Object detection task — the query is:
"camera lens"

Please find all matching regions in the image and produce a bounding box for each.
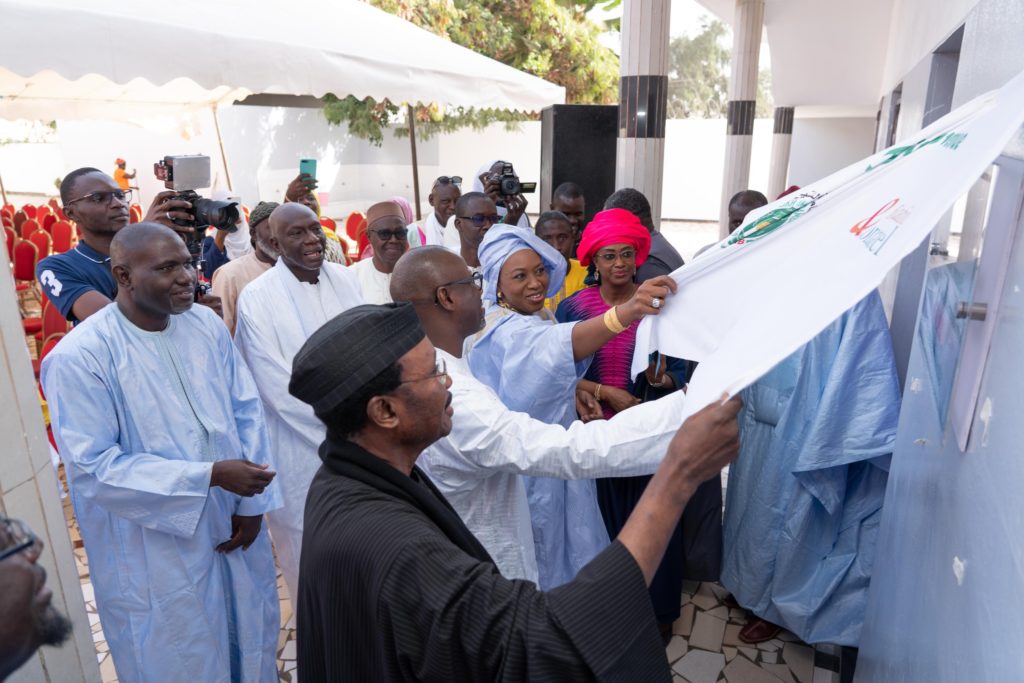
[193,199,240,231]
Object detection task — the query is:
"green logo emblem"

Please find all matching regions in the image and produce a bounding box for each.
[724,194,818,248]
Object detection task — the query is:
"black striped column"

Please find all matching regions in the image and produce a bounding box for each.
[719,0,765,237]
[767,106,794,199]
[617,0,671,226]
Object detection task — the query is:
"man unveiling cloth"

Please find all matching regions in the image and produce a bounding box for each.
[292,302,743,681]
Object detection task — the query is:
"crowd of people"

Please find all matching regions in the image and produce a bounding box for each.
[0,157,900,682]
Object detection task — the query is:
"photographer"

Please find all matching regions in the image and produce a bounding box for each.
[37,167,221,324]
[473,159,531,228]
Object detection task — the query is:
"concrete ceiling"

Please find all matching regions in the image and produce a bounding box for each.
[694,0,893,115]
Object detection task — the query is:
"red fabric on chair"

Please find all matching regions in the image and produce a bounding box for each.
[12,239,38,283]
[35,297,69,342]
[21,204,36,219]
[320,216,338,231]
[130,205,143,223]
[28,229,51,258]
[344,211,365,242]
[33,332,65,379]
[12,211,27,233]
[20,219,40,239]
[41,213,57,233]
[4,226,14,260]
[51,221,74,253]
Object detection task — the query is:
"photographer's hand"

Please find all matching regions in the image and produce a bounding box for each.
[479,173,503,204]
[285,173,318,202]
[145,190,194,237]
[210,460,275,497]
[504,194,528,225]
[197,292,224,318]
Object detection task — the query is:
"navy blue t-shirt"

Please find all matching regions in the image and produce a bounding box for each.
[36,241,117,324]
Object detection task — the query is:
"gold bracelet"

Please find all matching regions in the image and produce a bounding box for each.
[603,307,626,334]
[594,383,602,402]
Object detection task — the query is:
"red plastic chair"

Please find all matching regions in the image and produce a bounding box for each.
[344,211,365,242]
[4,226,14,261]
[12,210,27,233]
[20,219,41,239]
[13,239,40,309]
[33,332,65,379]
[28,229,51,258]
[51,221,74,253]
[21,204,36,219]
[35,297,69,343]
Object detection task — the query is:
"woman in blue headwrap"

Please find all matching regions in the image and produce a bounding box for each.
[466,223,676,589]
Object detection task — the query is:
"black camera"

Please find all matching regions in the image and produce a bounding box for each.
[490,163,537,197]
[153,155,240,240]
[153,155,239,300]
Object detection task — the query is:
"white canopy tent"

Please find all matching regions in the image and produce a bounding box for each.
[0,0,564,117]
[0,0,565,206]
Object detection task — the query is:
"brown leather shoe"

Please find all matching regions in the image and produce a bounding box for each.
[738,617,782,644]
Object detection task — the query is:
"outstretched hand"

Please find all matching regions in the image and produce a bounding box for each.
[617,275,678,325]
[210,460,275,497]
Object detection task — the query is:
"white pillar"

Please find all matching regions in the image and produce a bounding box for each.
[0,246,100,682]
[718,0,765,238]
[616,0,671,227]
[766,106,794,200]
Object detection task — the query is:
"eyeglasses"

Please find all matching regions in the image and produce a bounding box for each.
[66,189,133,207]
[595,248,636,263]
[435,176,462,188]
[439,272,483,291]
[0,517,39,562]
[369,228,409,242]
[398,357,448,386]
[458,213,500,227]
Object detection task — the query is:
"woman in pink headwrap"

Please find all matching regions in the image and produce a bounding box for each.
[556,208,694,641]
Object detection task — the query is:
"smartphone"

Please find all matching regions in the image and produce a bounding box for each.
[299,158,317,180]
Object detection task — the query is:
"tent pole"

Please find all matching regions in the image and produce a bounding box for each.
[212,106,233,192]
[408,104,421,221]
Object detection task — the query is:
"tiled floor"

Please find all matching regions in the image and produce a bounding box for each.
[668,580,842,683]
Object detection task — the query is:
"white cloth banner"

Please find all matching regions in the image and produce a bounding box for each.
[634,67,1024,420]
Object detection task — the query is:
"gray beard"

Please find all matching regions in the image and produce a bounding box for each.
[255,238,279,261]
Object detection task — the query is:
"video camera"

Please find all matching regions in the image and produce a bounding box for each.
[153,154,240,299]
[489,163,537,198]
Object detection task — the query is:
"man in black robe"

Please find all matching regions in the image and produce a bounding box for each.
[291,302,742,682]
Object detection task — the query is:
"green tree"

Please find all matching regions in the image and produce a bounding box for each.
[666,18,773,119]
[323,0,620,145]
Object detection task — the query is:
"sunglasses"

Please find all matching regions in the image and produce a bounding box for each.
[369,228,409,242]
[458,213,501,227]
[435,176,462,188]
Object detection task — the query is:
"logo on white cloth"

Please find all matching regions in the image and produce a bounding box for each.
[849,198,911,255]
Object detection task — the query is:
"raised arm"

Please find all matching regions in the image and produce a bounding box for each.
[568,276,676,361]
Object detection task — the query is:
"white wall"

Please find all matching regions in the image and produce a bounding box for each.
[787,116,877,187]
[2,108,858,222]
